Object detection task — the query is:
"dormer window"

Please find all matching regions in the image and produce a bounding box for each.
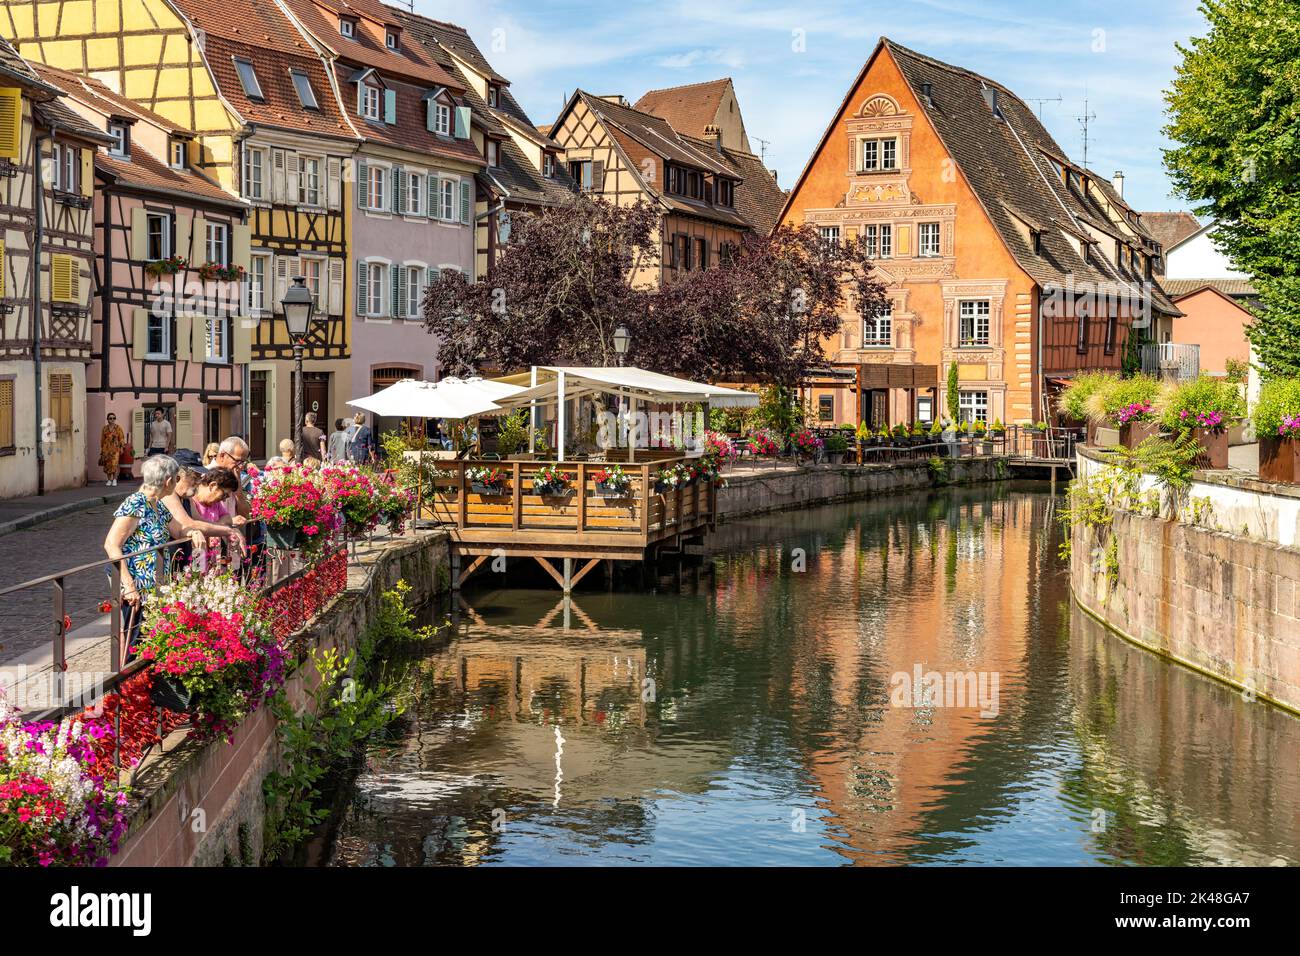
[107,122,127,157]
[715,178,734,207]
[486,139,499,167]
[169,139,186,169]
[543,153,554,178]
[290,70,318,111]
[433,102,450,136]
[361,83,381,121]
[233,57,264,101]
[386,31,398,50]
[340,19,354,38]
[488,85,499,108]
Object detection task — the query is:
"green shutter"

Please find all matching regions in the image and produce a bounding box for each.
[390,264,400,318]
[356,260,368,315]
[393,167,404,215]
[427,175,437,219]
[356,159,368,208]
[459,180,471,224]
[384,89,396,125]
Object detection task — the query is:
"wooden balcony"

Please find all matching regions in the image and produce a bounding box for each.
[416,456,717,580]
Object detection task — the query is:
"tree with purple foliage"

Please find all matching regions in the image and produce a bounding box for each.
[422,195,887,389]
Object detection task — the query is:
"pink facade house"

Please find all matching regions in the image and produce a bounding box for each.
[37,66,252,476]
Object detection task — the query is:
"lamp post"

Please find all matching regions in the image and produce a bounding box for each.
[613,324,630,367]
[281,276,315,453]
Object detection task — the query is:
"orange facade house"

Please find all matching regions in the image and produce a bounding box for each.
[781,39,1179,427]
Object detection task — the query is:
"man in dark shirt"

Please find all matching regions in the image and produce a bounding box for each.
[298,412,326,462]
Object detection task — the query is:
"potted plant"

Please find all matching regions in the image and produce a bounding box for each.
[655,464,684,493]
[467,465,508,495]
[592,464,633,497]
[496,410,532,460]
[748,429,779,457]
[1058,371,1119,445]
[989,420,1006,446]
[319,462,382,535]
[1161,374,1245,469]
[144,254,187,278]
[789,428,824,461]
[1255,378,1300,483]
[824,431,849,463]
[974,420,992,454]
[532,463,573,497]
[854,420,874,448]
[249,465,337,550]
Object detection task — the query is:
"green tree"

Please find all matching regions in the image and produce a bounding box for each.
[946,362,960,422]
[1163,0,1300,377]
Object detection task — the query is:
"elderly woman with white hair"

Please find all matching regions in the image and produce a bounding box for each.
[104,454,205,656]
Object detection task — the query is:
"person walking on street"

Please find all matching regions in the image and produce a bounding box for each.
[145,407,173,458]
[99,413,126,487]
[347,412,376,464]
[327,417,349,462]
[298,412,326,463]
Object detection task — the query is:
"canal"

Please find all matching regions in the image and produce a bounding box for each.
[325,482,1300,866]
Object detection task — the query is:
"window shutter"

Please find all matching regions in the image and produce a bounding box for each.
[326,156,342,209]
[426,99,436,132]
[591,160,604,192]
[176,408,193,451]
[459,180,471,224]
[327,257,343,315]
[390,264,402,318]
[427,175,438,219]
[0,238,4,298]
[384,88,397,125]
[285,152,299,204]
[454,105,470,139]
[0,88,20,160]
[191,310,208,361]
[131,408,146,456]
[0,378,12,450]
[174,215,192,264]
[392,166,403,214]
[271,149,286,203]
[132,307,149,360]
[356,159,368,209]
[274,255,291,308]
[175,315,191,360]
[80,148,93,197]
[51,254,73,302]
[232,314,253,365]
[231,222,251,271]
[190,215,207,263]
[356,260,368,316]
[130,207,148,261]
[426,266,438,289]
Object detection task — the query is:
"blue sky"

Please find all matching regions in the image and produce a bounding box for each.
[409,0,1208,213]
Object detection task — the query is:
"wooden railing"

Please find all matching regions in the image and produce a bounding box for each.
[416,456,716,538]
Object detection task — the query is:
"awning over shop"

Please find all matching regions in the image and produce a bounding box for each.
[489,366,760,411]
[831,363,939,390]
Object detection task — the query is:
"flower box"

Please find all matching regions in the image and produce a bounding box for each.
[533,481,573,498]
[1093,425,1121,448]
[1190,427,1229,469]
[265,524,302,550]
[1258,435,1300,484]
[149,672,195,712]
[595,482,632,498]
[471,481,507,496]
[1119,420,1160,448]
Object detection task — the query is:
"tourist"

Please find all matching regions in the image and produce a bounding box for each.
[302,456,321,472]
[298,411,326,463]
[163,451,247,570]
[327,417,349,462]
[213,436,263,580]
[202,442,221,466]
[145,407,173,457]
[270,438,297,470]
[98,412,125,487]
[103,455,205,658]
[347,412,375,464]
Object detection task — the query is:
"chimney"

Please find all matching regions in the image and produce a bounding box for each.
[703,123,723,154]
[981,87,1002,120]
[1112,169,1125,198]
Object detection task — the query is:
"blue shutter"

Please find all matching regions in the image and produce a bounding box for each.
[356,260,368,316]
[454,105,470,139]
[459,180,471,225]
[384,88,397,125]
[356,159,368,208]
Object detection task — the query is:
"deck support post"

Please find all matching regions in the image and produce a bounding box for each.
[563,557,573,593]
[450,550,462,591]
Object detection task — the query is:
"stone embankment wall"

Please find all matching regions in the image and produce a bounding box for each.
[717,457,1009,521]
[1071,449,1300,715]
[110,532,450,867]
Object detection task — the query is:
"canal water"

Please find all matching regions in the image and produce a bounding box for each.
[326,482,1300,866]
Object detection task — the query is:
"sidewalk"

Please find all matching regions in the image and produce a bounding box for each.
[0,480,140,537]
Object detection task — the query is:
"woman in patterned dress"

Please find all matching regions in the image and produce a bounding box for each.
[98,413,126,487]
[103,455,205,658]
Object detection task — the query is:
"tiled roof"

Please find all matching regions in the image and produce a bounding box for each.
[1163,278,1257,299]
[0,34,55,91]
[633,78,731,139]
[280,0,462,89]
[34,94,110,142]
[683,135,786,236]
[388,9,509,85]
[578,91,737,180]
[877,39,1179,315]
[483,136,576,206]
[1140,211,1202,252]
[168,0,354,140]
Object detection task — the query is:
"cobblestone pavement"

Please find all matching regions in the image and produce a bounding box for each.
[0,502,121,670]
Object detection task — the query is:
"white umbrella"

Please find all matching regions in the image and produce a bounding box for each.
[346,377,508,420]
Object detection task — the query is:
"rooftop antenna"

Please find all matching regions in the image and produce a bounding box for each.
[1026,95,1061,121]
[754,136,771,165]
[1076,93,1097,170]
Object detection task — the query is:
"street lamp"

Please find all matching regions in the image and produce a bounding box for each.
[613,325,630,366]
[282,275,315,451]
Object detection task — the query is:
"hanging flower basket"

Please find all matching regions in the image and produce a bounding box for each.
[265,524,302,550]
[148,672,195,712]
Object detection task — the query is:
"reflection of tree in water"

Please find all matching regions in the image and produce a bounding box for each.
[528,675,575,724]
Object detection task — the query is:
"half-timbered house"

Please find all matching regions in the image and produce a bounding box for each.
[781,39,1179,427]
[4,0,357,461]
[34,65,251,475]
